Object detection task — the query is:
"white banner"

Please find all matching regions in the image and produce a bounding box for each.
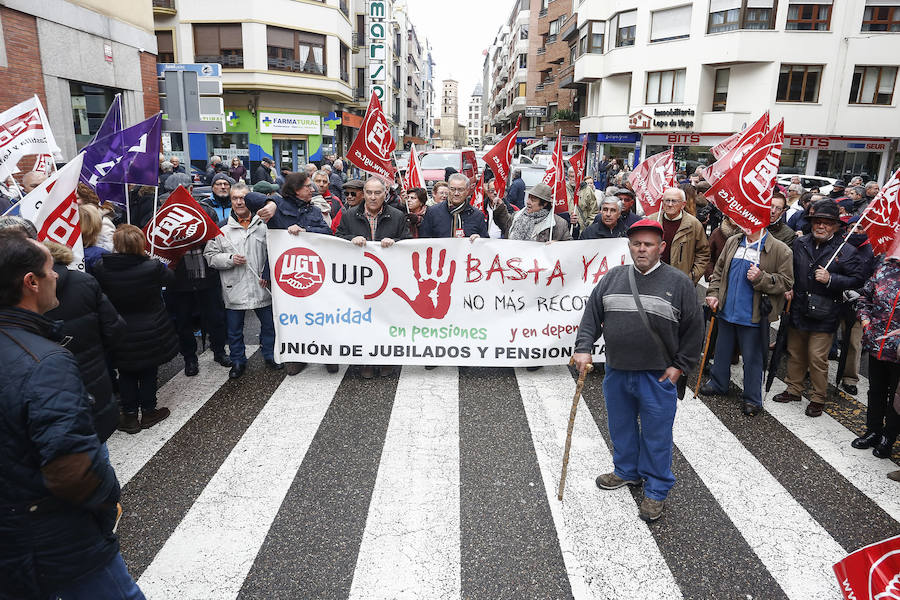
[267,231,631,366]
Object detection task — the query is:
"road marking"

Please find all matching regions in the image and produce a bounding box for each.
[674,389,845,599]
[515,366,683,599]
[136,366,343,600]
[107,348,256,486]
[348,366,461,599]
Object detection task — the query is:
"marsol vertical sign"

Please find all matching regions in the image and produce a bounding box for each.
[367,1,386,101]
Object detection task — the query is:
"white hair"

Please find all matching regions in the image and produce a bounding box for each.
[447,173,469,187]
[788,183,804,193]
[600,196,622,210]
[663,187,686,203]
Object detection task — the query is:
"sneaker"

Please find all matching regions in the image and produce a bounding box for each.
[117,412,141,435]
[639,496,665,522]
[772,391,801,403]
[805,401,824,417]
[140,407,170,429]
[595,472,641,490]
[841,383,858,395]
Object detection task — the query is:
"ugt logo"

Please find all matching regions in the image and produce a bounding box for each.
[275,247,326,298]
[148,205,208,249]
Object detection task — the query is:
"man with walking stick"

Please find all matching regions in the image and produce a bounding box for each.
[699,225,793,416]
[572,219,703,522]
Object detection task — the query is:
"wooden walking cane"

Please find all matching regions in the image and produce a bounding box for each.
[558,357,593,501]
[694,307,717,397]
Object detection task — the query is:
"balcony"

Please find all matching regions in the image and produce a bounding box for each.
[558,63,583,89]
[537,47,546,55]
[547,33,558,44]
[539,7,548,17]
[152,0,176,14]
[537,120,580,137]
[267,57,322,74]
[351,32,363,52]
[197,54,244,68]
[535,83,545,91]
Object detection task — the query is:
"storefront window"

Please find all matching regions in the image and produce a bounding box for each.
[779,148,808,174]
[207,133,250,170]
[70,82,120,151]
[647,145,715,175]
[816,150,882,181]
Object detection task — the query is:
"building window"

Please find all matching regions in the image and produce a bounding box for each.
[578,20,605,56]
[520,25,529,39]
[340,43,349,83]
[707,1,777,33]
[518,82,527,97]
[519,53,527,68]
[611,10,637,47]
[786,3,832,30]
[266,26,326,75]
[713,68,729,111]
[70,82,120,151]
[193,23,243,67]
[862,4,900,31]
[646,68,686,103]
[156,30,175,63]
[776,64,822,102]
[849,65,897,105]
[356,14,365,45]
[651,5,692,42]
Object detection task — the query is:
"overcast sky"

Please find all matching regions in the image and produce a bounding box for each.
[405,0,514,126]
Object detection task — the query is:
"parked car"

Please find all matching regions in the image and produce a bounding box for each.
[519,165,549,193]
[395,151,410,174]
[418,149,478,191]
[776,173,835,195]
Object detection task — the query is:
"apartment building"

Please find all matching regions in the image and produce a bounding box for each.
[467,83,482,147]
[573,0,900,182]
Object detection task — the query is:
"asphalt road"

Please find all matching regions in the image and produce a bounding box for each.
[109,313,899,600]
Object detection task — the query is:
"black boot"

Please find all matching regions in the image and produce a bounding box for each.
[851,431,881,449]
[873,435,896,459]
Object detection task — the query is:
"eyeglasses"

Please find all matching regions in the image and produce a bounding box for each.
[661,199,683,205]
[449,188,468,195]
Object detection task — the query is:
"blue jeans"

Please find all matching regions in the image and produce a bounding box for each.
[708,318,764,407]
[225,305,275,365]
[603,368,678,501]
[51,553,145,599]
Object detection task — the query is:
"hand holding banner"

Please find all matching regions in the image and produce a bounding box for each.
[347,91,396,183]
[628,147,674,216]
[482,116,521,199]
[144,186,223,267]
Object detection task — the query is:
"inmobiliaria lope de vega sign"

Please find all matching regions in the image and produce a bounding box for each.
[267,232,629,367]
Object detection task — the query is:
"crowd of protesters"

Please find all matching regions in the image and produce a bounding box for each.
[1,143,899,594]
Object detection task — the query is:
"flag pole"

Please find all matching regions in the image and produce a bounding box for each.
[148,185,159,257]
[821,210,868,270]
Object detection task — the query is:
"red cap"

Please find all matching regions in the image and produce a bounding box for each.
[627,218,665,236]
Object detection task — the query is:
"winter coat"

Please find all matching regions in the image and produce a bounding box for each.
[705,219,741,279]
[335,202,412,242]
[648,210,711,284]
[204,214,272,310]
[707,233,794,324]
[83,245,109,274]
[92,253,179,371]
[857,258,900,364]
[767,220,798,247]
[419,200,489,239]
[505,177,526,210]
[492,203,571,242]
[44,264,126,442]
[264,195,333,234]
[329,172,345,202]
[252,164,274,184]
[580,218,629,240]
[788,232,865,333]
[0,307,121,599]
[229,165,247,183]
[169,197,224,292]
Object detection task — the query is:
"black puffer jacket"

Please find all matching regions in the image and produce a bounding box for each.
[92,254,179,371]
[44,265,126,442]
[418,200,488,238]
[0,307,120,599]
[335,202,411,242]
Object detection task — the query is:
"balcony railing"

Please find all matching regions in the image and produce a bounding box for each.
[352,32,363,50]
[353,87,365,100]
[539,7,548,17]
[152,0,176,11]
[267,57,323,75]
[547,33,558,44]
[537,47,546,55]
[196,54,243,68]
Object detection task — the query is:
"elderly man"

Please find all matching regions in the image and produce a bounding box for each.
[169,155,186,174]
[304,163,318,177]
[329,159,346,202]
[568,166,598,234]
[774,199,864,416]
[22,171,47,194]
[419,173,487,240]
[702,223,794,415]
[573,219,703,522]
[846,185,870,216]
[848,175,864,188]
[786,183,804,209]
[581,197,628,239]
[330,178,364,233]
[204,183,280,379]
[616,188,641,227]
[204,155,223,185]
[336,178,410,379]
[648,187,710,284]
[829,180,847,199]
[767,192,797,246]
[252,157,275,185]
[865,181,880,200]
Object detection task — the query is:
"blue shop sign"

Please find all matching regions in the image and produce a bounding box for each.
[594,133,641,144]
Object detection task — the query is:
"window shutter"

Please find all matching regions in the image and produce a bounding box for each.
[219,24,242,49]
[618,10,637,28]
[651,5,692,41]
[267,26,294,48]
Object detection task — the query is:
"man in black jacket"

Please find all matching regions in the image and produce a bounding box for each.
[581,197,629,239]
[0,229,144,599]
[774,200,865,416]
[252,157,276,184]
[504,169,526,210]
[419,173,487,240]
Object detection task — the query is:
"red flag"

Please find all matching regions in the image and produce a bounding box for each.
[834,534,900,600]
[628,147,675,216]
[858,167,900,256]
[567,142,587,204]
[706,119,784,235]
[542,133,568,213]
[470,173,486,216]
[144,186,223,268]
[482,116,521,199]
[403,143,425,191]
[706,112,770,185]
[347,91,396,183]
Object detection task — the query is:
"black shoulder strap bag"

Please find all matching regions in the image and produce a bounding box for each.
[627,267,687,399]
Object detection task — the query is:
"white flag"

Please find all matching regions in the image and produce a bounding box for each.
[20,153,85,271]
[0,96,62,175]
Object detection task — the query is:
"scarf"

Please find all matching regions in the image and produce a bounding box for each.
[448,201,468,237]
[509,208,550,241]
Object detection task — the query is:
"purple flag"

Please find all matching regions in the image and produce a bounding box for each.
[91,94,122,144]
[81,113,161,206]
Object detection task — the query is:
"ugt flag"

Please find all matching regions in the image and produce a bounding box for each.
[567,140,587,203]
[482,115,521,199]
[81,112,162,206]
[0,96,61,175]
[834,534,900,600]
[705,112,770,185]
[542,132,568,214]
[628,147,674,216]
[19,154,85,270]
[144,186,222,268]
[706,119,784,234]
[858,167,900,256]
[470,173,486,216]
[347,92,396,183]
[403,143,425,191]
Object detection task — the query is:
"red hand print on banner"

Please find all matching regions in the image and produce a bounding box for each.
[392,247,456,319]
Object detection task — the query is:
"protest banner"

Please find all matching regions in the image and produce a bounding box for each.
[628,147,674,216]
[482,116,521,199]
[144,186,222,267]
[0,96,61,175]
[833,534,900,600]
[542,132,568,213]
[267,231,629,367]
[347,91,396,183]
